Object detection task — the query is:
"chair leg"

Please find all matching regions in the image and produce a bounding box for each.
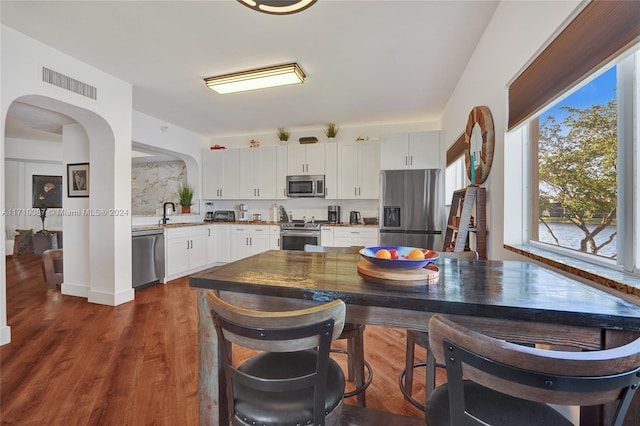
[426,347,436,398]
[353,326,366,407]
[404,332,416,398]
[339,325,372,407]
[347,335,356,381]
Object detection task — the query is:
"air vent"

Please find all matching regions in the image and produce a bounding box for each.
[42,67,97,100]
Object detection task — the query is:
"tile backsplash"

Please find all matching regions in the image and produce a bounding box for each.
[132,160,186,215]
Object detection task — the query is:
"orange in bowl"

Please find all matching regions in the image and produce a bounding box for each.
[375,249,392,259]
[407,249,426,260]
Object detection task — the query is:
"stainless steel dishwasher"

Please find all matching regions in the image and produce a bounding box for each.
[132,228,165,289]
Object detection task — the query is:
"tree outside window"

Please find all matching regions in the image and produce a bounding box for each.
[533,67,618,260]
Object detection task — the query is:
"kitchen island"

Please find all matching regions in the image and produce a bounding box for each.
[190,250,640,425]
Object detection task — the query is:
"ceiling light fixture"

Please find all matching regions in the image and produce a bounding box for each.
[236,0,316,15]
[204,63,306,94]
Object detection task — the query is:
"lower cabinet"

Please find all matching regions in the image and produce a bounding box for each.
[269,225,280,250]
[332,227,379,248]
[165,227,208,279]
[321,227,335,247]
[206,224,231,264]
[230,225,271,262]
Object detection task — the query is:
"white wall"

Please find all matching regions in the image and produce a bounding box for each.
[62,123,90,298]
[132,111,207,209]
[440,0,582,260]
[1,25,134,344]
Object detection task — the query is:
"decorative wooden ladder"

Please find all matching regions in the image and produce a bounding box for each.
[443,186,487,259]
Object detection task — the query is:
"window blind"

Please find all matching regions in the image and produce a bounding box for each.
[508,1,640,131]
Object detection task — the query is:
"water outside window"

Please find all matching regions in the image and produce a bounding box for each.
[532,67,618,260]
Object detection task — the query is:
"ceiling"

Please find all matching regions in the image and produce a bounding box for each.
[1,1,499,140]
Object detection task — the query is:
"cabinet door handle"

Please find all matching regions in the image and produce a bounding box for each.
[250,237,253,246]
[410,155,413,165]
[354,187,357,196]
[257,188,260,197]
[187,241,190,250]
[359,187,361,196]
[405,156,408,165]
[208,229,211,237]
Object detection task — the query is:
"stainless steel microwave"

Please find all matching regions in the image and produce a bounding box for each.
[286,175,326,198]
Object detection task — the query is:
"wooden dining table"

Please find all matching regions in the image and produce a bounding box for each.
[190,250,640,426]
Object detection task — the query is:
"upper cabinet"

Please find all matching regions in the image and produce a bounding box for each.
[337,140,380,199]
[239,147,277,199]
[202,149,239,199]
[287,143,325,175]
[380,131,440,170]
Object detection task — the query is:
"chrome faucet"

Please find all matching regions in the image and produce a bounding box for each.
[161,202,175,225]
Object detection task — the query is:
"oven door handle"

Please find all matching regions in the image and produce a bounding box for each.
[280,230,320,238]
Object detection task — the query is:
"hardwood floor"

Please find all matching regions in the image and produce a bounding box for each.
[1,254,431,424]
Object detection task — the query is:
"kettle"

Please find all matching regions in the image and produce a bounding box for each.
[349,211,362,225]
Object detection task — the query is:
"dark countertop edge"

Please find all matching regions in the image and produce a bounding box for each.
[504,244,640,300]
[189,273,640,332]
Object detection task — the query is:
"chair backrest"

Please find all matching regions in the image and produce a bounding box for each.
[207,292,346,424]
[429,314,640,425]
[438,250,478,260]
[41,249,63,288]
[304,244,364,254]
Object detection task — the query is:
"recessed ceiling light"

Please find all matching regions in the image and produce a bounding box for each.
[237,0,317,15]
[204,63,306,94]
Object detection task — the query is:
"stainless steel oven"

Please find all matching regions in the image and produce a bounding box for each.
[280,222,322,251]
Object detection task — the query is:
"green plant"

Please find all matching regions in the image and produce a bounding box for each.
[277,128,290,141]
[324,123,338,138]
[177,183,194,207]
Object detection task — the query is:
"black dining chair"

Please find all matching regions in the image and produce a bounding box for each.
[303,244,373,407]
[427,314,640,426]
[207,291,347,426]
[399,250,478,411]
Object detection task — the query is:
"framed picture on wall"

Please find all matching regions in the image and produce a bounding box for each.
[67,163,90,197]
[32,175,63,208]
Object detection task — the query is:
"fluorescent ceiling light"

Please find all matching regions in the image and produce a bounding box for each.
[205,63,306,94]
[237,0,316,15]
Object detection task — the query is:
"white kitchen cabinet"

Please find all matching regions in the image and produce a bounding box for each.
[269,225,280,250]
[336,140,380,199]
[320,226,335,247]
[324,143,338,199]
[333,227,379,248]
[202,149,240,199]
[380,131,440,170]
[165,226,208,279]
[276,146,288,199]
[287,143,325,175]
[238,147,277,199]
[206,224,231,264]
[230,225,271,261]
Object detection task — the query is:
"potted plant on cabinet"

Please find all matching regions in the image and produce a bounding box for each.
[324,123,338,142]
[277,128,290,145]
[177,183,194,214]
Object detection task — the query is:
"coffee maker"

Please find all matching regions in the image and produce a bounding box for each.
[328,205,340,224]
[204,202,215,222]
[238,203,249,222]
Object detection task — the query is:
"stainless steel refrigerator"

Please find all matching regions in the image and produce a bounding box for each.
[379,169,443,250]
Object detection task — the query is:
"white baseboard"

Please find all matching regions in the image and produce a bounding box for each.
[0,324,11,346]
[88,288,134,306]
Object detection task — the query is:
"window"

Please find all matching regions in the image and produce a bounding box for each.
[527,47,638,271]
[445,156,466,207]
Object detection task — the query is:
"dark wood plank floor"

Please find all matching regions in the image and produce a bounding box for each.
[1,254,430,424]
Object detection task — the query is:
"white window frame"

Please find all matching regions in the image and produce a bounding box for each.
[523,49,639,274]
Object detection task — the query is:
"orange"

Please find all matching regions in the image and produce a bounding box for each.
[375,249,392,259]
[407,249,425,260]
